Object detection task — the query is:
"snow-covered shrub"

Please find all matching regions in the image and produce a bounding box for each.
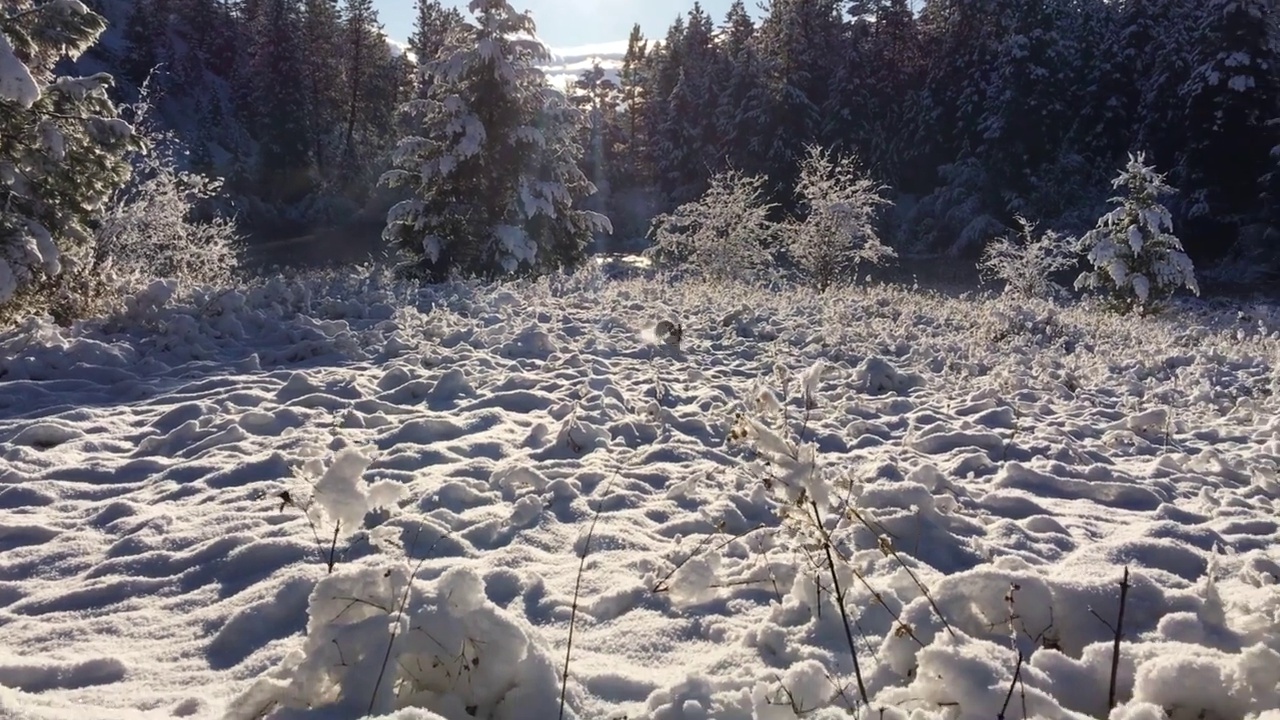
[977,216,1075,299]
[4,85,242,327]
[93,91,241,282]
[226,445,572,718]
[1076,153,1199,314]
[281,447,409,571]
[1,0,141,316]
[644,168,778,283]
[785,145,895,290]
[228,541,567,719]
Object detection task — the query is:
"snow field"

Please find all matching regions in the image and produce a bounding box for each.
[0,266,1278,719]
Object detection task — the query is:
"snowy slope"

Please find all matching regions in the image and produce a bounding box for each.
[1,270,1279,720]
[543,41,626,89]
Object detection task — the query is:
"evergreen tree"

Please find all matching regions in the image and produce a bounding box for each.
[121,0,169,86]
[915,0,1005,174]
[653,3,717,203]
[339,0,380,173]
[243,0,312,201]
[1177,0,1280,256]
[616,24,651,187]
[1073,0,1129,167]
[184,0,237,72]
[409,0,461,70]
[855,0,924,190]
[1076,153,1198,313]
[1,0,141,305]
[714,0,770,177]
[1131,0,1197,177]
[381,0,609,280]
[569,62,622,223]
[300,0,344,176]
[755,0,846,199]
[977,0,1086,219]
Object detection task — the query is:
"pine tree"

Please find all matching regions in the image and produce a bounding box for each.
[381,0,609,280]
[184,0,237,72]
[1,0,141,305]
[570,62,622,223]
[409,0,461,70]
[714,0,769,177]
[300,0,344,176]
[1076,153,1198,313]
[616,24,651,187]
[338,0,380,174]
[915,0,1004,174]
[243,0,312,201]
[855,0,924,190]
[1131,0,1197,178]
[121,0,169,86]
[755,0,846,200]
[1073,0,1128,168]
[977,0,1087,219]
[654,3,717,203]
[1178,0,1280,252]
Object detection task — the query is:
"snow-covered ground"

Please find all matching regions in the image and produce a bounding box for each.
[1,269,1279,720]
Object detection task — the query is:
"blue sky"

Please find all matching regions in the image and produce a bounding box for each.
[373,0,743,50]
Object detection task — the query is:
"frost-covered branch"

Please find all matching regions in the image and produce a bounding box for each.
[785,144,896,290]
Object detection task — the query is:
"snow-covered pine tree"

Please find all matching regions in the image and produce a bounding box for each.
[120,0,170,87]
[381,0,609,281]
[569,61,622,236]
[184,0,238,73]
[786,144,895,290]
[852,0,924,191]
[0,0,140,307]
[300,0,344,177]
[338,0,380,172]
[654,3,718,204]
[409,0,462,92]
[242,0,313,202]
[1132,0,1198,180]
[755,0,845,200]
[914,0,1000,181]
[1177,0,1279,241]
[617,23,651,186]
[713,0,770,178]
[977,0,1085,219]
[1076,152,1198,313]
[1074,0,1132,169]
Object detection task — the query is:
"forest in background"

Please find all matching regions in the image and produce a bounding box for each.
[74,0,1280,285]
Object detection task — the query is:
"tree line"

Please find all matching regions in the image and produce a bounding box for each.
[566,0,1280,283]
[4,0,1278,321]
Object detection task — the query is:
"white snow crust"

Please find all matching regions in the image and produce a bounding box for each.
[1,268,1278,719]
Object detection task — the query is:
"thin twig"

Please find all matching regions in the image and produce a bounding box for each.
[1107,567,1130,710]
[559,470,621,720]
[997,650,1024,720]
[651,522,767,593]
[367,527,438,715]
[327,520,341,574]
[811,499,870,707]
[849,506,955,639]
